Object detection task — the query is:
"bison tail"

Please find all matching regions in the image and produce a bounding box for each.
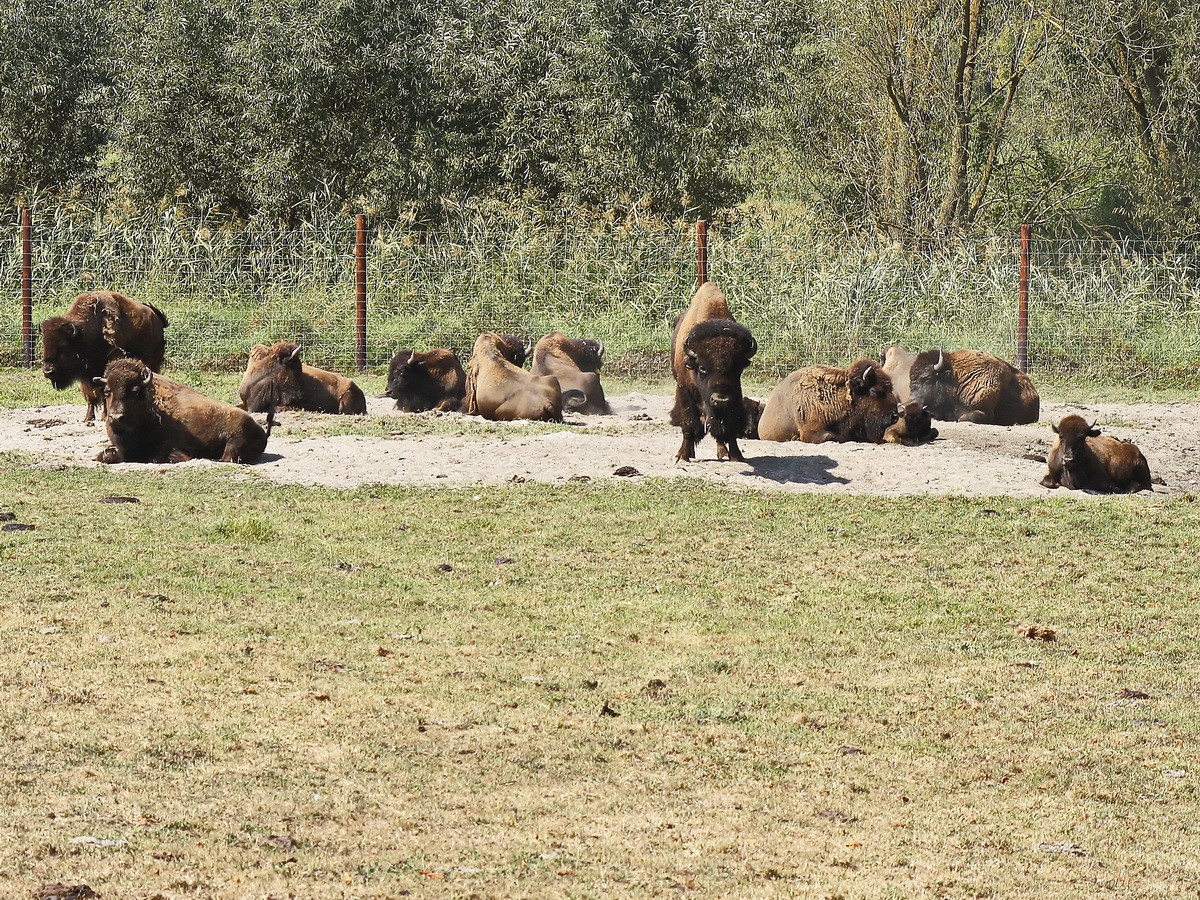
[146,301,170,328]
[264,408,278,437]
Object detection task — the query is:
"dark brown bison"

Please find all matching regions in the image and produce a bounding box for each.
[237,342,367,414]
[758,360,899,443]
[902,348,1039,425]
[385,348,467,412]
[95,358,269,464]
[464,332,573,421]
[1040,414,1152,493]
[883,400,939,445]
[531,331,612,414]
[671,282,757,462]
[742,397,765,440]
[40,290,169,423]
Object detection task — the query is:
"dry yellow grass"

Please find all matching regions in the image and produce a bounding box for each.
[1,464,1197,898]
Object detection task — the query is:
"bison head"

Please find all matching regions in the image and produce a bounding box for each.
[494,334,528,367]
[40,316,89,389]
[95,358,157,432]
[683,319,756,420]
[241,342,306,411]
[1051,414,1100,465]
[847,360,893,399]
[567,337,605,372]
[884,400,937,444]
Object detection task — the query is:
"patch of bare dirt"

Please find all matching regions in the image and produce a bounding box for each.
[2,394,1197,497]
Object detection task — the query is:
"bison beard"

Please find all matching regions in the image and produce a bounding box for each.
[96,359,268,464]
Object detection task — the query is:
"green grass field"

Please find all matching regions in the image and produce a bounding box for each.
[1,449,1198,897]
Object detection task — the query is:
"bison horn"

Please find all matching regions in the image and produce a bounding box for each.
[93,376,106,386]
[1050,421,1059,434]
[934,350,947,371]
[747,335,758,357]
[141,367,153,385]
[288,345,302,362]
[66,321,78,338]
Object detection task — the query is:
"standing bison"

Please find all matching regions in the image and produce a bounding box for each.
[237,342,367,414]
[531,332,612,414]
[385,348,467,412]
[40,290,169,423]
[1040,415,1152,493]
[464,332,571,422]
[758,360,899,443]
[95,358,269,464]
[670,282,757,462]
[893,347,1039,425]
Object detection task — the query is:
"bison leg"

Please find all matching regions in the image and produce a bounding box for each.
[95,446,121,464]
[1039,473,1060,489]
[958,409,989,424]
[80,380,105,425]
[675,435,697,462]
[720,437,746,463]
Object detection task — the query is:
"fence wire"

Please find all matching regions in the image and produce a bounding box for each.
[4,211,1200,383]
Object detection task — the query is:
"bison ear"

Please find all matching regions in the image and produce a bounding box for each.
[1087,426,1101,437]
[1050,422,1059,434]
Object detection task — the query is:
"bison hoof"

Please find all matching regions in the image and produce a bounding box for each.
[95,446,120,464]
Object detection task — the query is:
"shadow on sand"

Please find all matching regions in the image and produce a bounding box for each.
[741,453,850,486]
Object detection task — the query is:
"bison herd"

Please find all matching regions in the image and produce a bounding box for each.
[37,287,1153,494]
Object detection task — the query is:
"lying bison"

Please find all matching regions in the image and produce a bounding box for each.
[40,290,170,423]
[238,342,366,414]
[531,332,612,414]
[385,348,466,412]
[671,282,757,462]
[883,400,938,445]
[891,347,1039,425]
[95,358,270,464]
[1040,414,1152,493]
[758,360,899,443]
[464,331,575,421]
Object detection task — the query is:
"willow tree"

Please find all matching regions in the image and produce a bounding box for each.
[787,0,1050,241]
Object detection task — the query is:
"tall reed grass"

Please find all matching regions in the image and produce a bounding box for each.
[4,206,1200,385]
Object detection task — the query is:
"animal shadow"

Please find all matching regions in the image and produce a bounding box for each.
[744,453,850,486]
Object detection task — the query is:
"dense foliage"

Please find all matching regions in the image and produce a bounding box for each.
[1,0,1197,238]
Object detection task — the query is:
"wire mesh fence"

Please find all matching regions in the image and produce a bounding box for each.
[4,209,1200,384]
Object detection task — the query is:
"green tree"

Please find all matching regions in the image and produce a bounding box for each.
[0,0,110,204]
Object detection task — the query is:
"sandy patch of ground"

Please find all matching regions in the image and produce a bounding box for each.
[3,393,1197,497]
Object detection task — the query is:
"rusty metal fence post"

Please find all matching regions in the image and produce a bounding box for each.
[697,220,708,288]
[21,206,34,367]
[1016,223,1030,371]
[355,214,367,371]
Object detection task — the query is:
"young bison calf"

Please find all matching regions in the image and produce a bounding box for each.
[96,359,269,464]
[1040,414,1152,493]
